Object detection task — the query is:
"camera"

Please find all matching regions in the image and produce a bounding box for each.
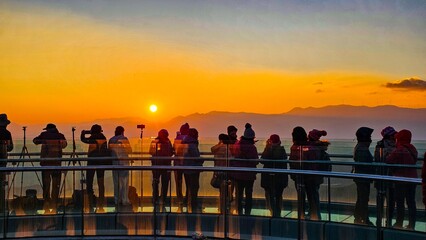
[137,124,145,129]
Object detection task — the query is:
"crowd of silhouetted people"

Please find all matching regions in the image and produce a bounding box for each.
[0,113,425,231]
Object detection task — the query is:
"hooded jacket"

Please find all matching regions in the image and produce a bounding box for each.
[386,130,418,178]
[149,136,173,166]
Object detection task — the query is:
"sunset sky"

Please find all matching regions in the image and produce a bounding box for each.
[1,0,425,125]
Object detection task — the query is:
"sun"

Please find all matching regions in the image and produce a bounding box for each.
[149,104,158,113]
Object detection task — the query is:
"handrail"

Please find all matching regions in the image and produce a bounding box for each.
[0,164,421,184]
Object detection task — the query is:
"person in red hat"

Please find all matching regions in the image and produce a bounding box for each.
[386,129,418,230]
[374,126,397,226]
[149,129,173,212]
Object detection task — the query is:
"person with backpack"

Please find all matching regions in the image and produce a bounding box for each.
[33,123,67,213]
[149,129,173,212]
[81,124,110,212]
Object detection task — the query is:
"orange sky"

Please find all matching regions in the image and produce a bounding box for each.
[1,1,425,125]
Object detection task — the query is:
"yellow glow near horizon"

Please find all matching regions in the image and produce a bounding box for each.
[149,104,158,113]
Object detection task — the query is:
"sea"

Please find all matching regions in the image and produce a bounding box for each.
[5,138,426,206]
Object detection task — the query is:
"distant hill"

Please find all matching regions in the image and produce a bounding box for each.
[8,105,426,140]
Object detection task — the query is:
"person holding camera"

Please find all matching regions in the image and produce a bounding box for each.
[33,123,67,214]
[81,124,110,212]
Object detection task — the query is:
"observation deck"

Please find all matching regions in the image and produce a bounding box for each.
[0,151,425,240]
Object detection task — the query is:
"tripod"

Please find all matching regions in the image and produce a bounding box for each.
[59,127,85,202]
[7,126,42,199]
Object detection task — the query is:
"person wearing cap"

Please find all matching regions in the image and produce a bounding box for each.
[0,114,13,214]
[386,129,418,230]
[230,123,259,215]
[109,126,132,210]
[260,134,288,217]
[81,124,110,212]
[33,123,67,213]
[305,129,330,220]
[173,123,189,210]
[374,126,397,226]
[149,129,173,212]
[353,127,375,225]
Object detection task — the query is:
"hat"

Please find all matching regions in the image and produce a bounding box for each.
[292,126,307,143]
[356,127,374,142]
[90,124,103,134]
[308,129,327,141]
[269,134,281,144]
[381,126,397,138]
[395,129,412,144]
[243,123,255,139]
[180,123,190,135]
[43,123,56,130]
[227,125,238,134]
[0,114,11,126]
[158,129,169,139]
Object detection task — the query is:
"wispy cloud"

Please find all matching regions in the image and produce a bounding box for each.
[385,78,426,91]
[316,89,324,93]
[313,82,323,85]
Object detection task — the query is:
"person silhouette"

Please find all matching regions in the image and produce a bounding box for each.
[0,114,13,214]
[33,123,67,214]
[81,124,110,212]
[109,126,132,210]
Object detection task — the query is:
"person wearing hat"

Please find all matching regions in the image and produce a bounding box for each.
[149,129,173,212]
[230,123,259,215]
[374,126,397,226]
[260,134,288,217]
[109,126,132,210]
[353,127,375,225]
[33,123,67,213]
[81,124,110,212]
[386,129,418,230]
[0,113,13,214]
[305,129,331,220]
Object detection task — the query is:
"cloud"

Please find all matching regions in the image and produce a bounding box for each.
[313,82,323,85]
[316,89,324,93]
[385,78,426,91]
